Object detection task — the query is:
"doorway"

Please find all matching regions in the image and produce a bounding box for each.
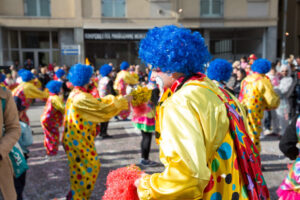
[22,50,50,69]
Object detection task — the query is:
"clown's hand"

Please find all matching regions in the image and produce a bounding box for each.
[134,173,147,188]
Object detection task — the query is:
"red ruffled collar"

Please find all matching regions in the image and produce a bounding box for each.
[170,72,206,93]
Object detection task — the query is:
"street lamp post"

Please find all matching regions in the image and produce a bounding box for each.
[281,0,288,62]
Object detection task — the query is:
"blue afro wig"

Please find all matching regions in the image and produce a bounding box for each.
[251,58,271,74]
[139,25,211,75]
[68,63,93,87]
[18,69,26,76]
[46,80,63,94]
[55,69,65,78]
[100,64,113,77]
[120,61,129,70]
[19,69,34,82]
[207,59,233,82]
[0,74,6,83]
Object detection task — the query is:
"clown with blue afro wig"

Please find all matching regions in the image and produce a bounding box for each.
[12,69,49,124]
[100,64,113,77]
[207,59,233,82]
[19,69,34,82]
[62,68,130,199]
[46,80,63,94]
[139,25,211,75]
[120,61,130,70]
[134,25,273,200]
[41,82,65,156]
[68,63,93,87]
[251,58,271,74]
[55,69,65,79]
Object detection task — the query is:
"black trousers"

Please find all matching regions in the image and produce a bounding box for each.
[13,154,28,200]
[141,131,152,160]
[100,122,109,136]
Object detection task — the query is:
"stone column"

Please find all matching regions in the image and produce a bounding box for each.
[266,26,277,61]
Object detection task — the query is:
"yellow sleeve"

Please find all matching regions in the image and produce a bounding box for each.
[33,78,42,89]
[23,83,49,99]
[51,95,65,113]
[260,78,280,110]
[73,93,128,123]
[138,85,229,200]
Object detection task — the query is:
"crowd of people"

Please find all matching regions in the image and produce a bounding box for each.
[0,25,299,200]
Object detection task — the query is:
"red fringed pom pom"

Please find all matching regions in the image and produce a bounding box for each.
[102,165,143,200]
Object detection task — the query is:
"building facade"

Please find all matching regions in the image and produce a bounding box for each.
[277,0,300,60]
[0,0,280,69]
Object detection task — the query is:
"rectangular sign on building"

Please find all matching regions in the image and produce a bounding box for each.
[61,44,80,55]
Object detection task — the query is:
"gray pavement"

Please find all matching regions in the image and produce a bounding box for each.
[23,103,291,200]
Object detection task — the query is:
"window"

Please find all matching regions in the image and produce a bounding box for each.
[200,0,223,17]
[210,39,232,55]
[21,31,50,48]
[24,0,50,17]
[101,0,126,17]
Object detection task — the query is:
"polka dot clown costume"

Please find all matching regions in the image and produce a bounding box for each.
[239,59,280,152]
[137,25,269,200]
[62,64,128,200]
[41,80,64,156]
[113,61,138,120]
[12,69,49,124]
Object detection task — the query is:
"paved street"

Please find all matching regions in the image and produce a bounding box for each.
[23,103,292,200]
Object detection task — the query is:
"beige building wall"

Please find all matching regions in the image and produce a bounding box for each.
[0,0,24,16]
[51,0,75,18]
[127,0,150,18]
[0,0,279,28]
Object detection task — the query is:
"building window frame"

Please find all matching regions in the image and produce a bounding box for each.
[24,0,51,17]
[200,0,223,18]
[7,30,59,69]
[101,0,126,18]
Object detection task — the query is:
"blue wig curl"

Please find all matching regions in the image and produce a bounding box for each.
[46,80,63,94]
[251,58,271,74]
[68,64,93,87]
[139,25,211,75]
[0,74,6,83]
[100,64,113,77]
[207,59,233,82]
[55,69,65,78]
[19,69,34,82]
[120,61,129,70]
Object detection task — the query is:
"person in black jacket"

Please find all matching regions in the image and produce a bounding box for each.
[38,66,51,90]
[279,115,299,160]
[98,64,117,139]
[277,115,300,199]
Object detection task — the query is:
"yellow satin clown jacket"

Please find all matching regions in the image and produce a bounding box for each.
[239,73,279,151]
[138,77,251,200]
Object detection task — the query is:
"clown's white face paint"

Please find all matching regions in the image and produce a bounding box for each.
[155,76,164,92]
[150,70,175,91]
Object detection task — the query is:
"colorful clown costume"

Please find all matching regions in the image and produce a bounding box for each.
[12,81,49,124]
[41,94,64,155]
[277,116,300,199]
[132,107,155,132]
[113,70,138,119]
[63,87,128,200]
[239,73,279,151]
[137,75,269,200]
